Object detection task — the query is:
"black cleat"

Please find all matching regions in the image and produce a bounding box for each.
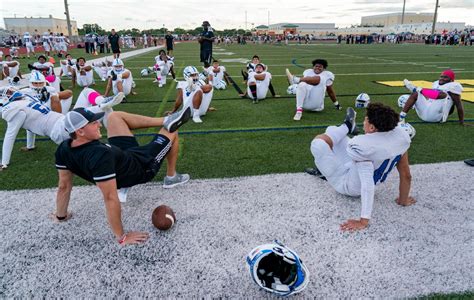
[344,107,358,135]
[304,167,327,180]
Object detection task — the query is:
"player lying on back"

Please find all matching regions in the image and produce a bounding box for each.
[307,103,415,231]
[399,69,466,125]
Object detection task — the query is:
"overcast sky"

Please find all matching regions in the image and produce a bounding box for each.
[1,0,472,30]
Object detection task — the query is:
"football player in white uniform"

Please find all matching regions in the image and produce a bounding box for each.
[71,57,94,88]
[1,54,21,80]
[29,55,61,92]
[59,53,76,78]
[165,66,214,123]
[241,55,260,83]
[206,59,228,90]
[104,58,136,98]
[153,50,176,87]
[241,63,277,103]
[308,103,414,231]
[23,32,36,58]
[42,32,52,56]
[0,86,124,169]
[286,59,340,121]
[400,69,466,125]
[58,33,69,56]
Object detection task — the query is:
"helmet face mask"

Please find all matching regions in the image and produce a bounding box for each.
[29,71,47,92]
[355,93,370,108]
[247,241,309,296]
[183,66,199,87]
[112,59,124,73]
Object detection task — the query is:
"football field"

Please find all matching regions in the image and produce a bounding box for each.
[0,42,473,297]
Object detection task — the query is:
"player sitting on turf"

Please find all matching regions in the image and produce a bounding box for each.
[153,49,176,87]
[51,105,192,245]
[166,66,214,123]
[71,57,95,88]
[286,59,340,121]
[240,63,278,103]
[399,69,466,125]
[104,58,136,99]
[29,55,62,92]
[307,103,415,231]
[206,59,229,90]
[1,54,22,81]
[59,53,76,78]
[0,86,124,170]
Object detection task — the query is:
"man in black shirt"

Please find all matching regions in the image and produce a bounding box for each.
[53,106,191,245]
[108,29,121,59]
[198,21,215,68]
[164,31,174,56]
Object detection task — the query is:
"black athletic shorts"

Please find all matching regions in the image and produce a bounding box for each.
[109,134,171,182]
[111,47,120,54]
[166,43,173,51]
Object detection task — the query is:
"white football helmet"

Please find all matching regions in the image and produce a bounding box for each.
[398,94,411,109]
[29,71,47,91]
[140,68,150,77]
[0,86,24,105]
[287,84,298,95]
[398,122,416,139]
[183,66,199,80]
[247,241,310,296]
[112,58,124,72]
[355,93,370,108]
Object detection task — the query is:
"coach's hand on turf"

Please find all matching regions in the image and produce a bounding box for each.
[340,218,369,231]
[49,212,73,223]
[119,231,150,245]
[396,196,416,206]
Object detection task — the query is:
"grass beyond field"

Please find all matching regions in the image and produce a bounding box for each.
[1,42,473,190]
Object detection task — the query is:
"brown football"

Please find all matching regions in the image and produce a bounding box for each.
[152,205,176,230]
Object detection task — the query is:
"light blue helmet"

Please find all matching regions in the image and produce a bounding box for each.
[0,86,24,106]
[246,241,310,296]
[183,66,198,80]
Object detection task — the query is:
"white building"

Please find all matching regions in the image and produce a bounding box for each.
[4,15,78,36]
[256,23,336,36]
[361,13,434,27]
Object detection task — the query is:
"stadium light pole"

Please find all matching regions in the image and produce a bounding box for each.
[64,0,73,38]
[401,0,406,24]
[431,0,440,36]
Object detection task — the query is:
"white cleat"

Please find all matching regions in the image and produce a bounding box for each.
[286,68,300,84]
[293,111,302,121]
[99,92,124,110]
[192,115,203,123]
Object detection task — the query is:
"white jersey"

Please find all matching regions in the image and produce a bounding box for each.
[346,126,411,184]
[298,69,335,111]
[207,66,226,81]
[432,80,463,96]
[33,62,54,75]
[23,34,32,44]
[21,86,58,105]
[1,98,65,141]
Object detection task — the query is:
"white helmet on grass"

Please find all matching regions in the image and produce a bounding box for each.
[355,93,370,108]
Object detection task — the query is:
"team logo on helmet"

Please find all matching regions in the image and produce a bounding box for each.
[246,241,310,296]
